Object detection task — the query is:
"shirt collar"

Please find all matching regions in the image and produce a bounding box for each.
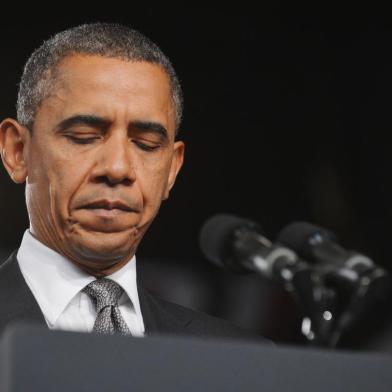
[17,230,140,327]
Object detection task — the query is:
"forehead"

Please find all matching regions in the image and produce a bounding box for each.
[36,54,175,133]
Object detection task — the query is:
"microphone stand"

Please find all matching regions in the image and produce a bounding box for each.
[325,267,390,347]
[279,265,390,348]
[274,264,338,347]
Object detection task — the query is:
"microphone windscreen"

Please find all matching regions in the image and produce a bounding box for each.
[277,221,336,256]
[199,213,262,268]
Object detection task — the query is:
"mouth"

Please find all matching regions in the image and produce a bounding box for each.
[81,200,136,213]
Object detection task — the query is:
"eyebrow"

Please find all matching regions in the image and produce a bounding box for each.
[56,114,111,131]
[55,115,169,141]
[131,121,168,141]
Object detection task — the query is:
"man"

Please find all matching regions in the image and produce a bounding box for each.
[0,23,263,340]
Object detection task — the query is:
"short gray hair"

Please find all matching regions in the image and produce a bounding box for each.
[17,23,183,134]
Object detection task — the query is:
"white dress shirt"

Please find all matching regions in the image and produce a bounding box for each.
[17,230,145,336]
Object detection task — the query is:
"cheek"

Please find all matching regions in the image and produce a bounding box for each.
[26,150,53,208]
[139,159,172,206]
[28,145,87,215]
[51,167,81,209]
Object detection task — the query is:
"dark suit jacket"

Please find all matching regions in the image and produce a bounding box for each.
[0,251,267,342]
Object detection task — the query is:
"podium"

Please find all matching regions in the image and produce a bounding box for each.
[1,323,392,391]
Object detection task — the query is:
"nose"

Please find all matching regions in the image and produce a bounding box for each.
[92,131,135,186]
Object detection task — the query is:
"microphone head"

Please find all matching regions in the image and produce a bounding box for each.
[199,213,262,272]
[277,221,337,260]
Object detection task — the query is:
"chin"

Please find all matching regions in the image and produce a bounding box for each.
[69,229,139,264]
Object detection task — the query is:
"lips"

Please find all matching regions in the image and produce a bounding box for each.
[81,199,135,212]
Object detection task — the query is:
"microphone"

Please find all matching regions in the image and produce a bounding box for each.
[199,214,350,346]
[199,214,309,283]
[276,221,388,286]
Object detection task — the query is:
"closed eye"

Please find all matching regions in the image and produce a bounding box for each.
[64,134,161,151]
[65,135,101,145]
[133,140,160,152]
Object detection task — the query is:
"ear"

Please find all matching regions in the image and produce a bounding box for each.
[163,140,185,200]
[0,118,30,183]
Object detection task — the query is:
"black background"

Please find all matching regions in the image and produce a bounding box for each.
[1,8,392,350]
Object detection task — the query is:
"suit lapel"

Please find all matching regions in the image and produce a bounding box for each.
[138,285,192,335]
[0,251,46,331]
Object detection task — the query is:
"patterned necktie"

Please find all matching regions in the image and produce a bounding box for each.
[83,278,131,336]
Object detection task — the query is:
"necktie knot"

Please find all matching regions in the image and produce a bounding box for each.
[83,278,124,313]
[83,278,131,335]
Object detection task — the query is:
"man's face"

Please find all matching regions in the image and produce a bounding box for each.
[21,55,184,274]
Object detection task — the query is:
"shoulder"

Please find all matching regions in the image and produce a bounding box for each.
[0,250,19,284]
